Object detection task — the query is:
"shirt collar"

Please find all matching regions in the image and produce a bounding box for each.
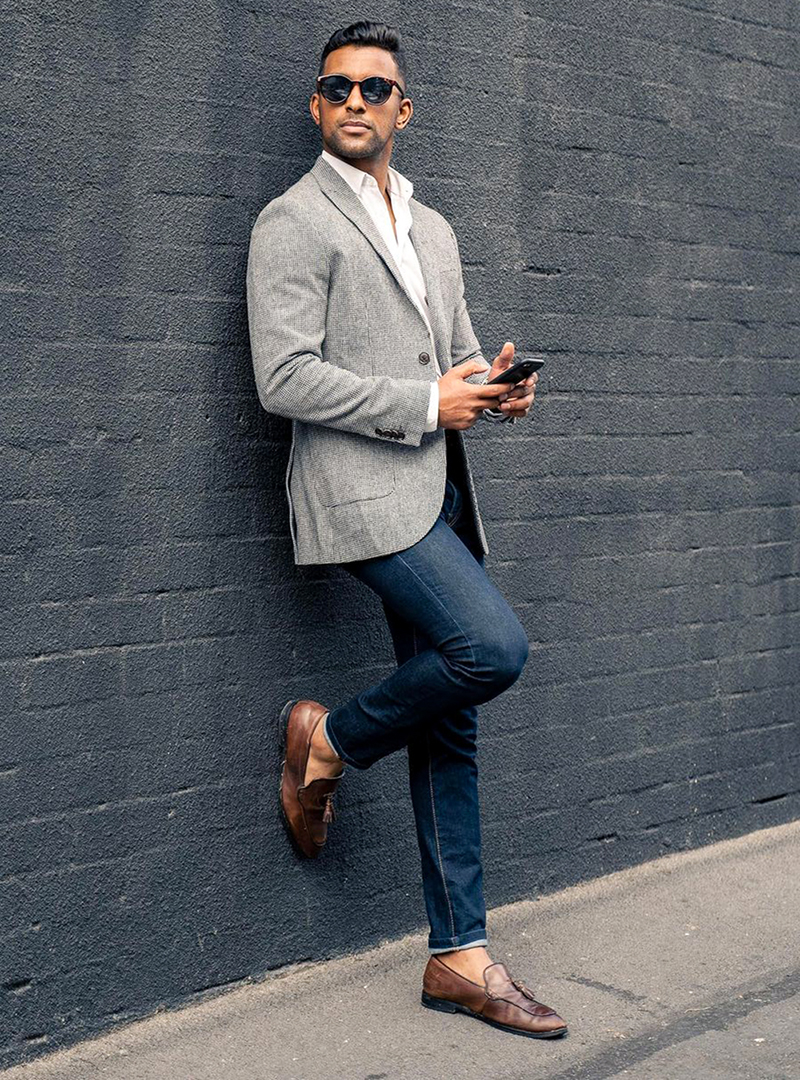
[321,148,414,205]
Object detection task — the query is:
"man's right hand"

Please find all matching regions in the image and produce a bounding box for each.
[437,360,508,429]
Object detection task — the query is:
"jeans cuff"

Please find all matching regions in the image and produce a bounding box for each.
[323,710,368,770]
[428,932,488,954]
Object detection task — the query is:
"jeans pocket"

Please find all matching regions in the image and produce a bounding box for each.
[444,479,464,527]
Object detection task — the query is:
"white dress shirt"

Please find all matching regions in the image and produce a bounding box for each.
[321,149,443,430]
[321,149,513,429]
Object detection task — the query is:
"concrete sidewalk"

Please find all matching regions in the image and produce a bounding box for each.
[6,820,799,1080]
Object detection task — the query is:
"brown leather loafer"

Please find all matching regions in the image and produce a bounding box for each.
[277,699,344,858]
[421,955,568,1038]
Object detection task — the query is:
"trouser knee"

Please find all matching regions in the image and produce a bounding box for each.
[489,621,529,691]
[450,616,529,693]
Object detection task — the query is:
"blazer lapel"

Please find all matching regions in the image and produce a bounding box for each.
[408,213,450,367]
[310,154,446,355]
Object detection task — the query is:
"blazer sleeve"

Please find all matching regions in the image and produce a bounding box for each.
[246,199,433,446]
[445,223,515,425]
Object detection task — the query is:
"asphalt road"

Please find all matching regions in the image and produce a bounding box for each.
[6,820,799,1080]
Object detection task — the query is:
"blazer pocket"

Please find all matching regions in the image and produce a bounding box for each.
[435,265,459,304]
[308,426,397,507]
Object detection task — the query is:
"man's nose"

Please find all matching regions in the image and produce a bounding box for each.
[344,84,367,109]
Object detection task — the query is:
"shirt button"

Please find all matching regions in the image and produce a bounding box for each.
[418,352,431,364]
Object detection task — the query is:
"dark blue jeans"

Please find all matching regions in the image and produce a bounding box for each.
[324,460,530,954]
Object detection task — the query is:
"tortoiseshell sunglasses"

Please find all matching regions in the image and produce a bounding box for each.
[316,74,407,106]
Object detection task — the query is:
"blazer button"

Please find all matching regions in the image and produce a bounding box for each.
[418,352,431,365]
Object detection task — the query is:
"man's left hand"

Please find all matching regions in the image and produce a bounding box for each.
[487,340,538,420]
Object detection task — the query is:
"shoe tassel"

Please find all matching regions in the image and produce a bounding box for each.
[511,978,537,1001]
[322,792,336,823]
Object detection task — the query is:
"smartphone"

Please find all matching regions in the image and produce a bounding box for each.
[486,356,545,385]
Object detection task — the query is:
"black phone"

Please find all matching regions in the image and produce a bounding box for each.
[486,356,545,385]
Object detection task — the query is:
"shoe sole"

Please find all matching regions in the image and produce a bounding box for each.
[421,990,568,1039]
[276,698,314,858]
[277,698,296,757]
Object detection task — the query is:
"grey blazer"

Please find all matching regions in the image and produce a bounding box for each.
[246,152,510,565]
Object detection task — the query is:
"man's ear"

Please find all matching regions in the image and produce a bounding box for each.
[309,92,320,126]
[395,98,413,131]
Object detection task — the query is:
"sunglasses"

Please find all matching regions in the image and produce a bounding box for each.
[316,74,407,106]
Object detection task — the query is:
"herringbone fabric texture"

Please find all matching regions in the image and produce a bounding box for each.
[246,153,497,565]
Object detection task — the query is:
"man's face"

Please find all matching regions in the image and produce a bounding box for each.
[310,44,412,161]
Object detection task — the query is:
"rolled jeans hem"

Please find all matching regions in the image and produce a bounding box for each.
[323,712,368,770]
[428,933,488,954]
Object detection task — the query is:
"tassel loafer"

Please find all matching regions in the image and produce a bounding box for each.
[277,699,344,858]
[422,956,568,1039]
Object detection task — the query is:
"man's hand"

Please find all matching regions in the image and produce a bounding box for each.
[485,340,538,420]
[437,359,510,429]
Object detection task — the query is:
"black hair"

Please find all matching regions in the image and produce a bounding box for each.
[318,20,408,92]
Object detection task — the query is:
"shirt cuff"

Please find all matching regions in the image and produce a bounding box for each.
[424,381,439,432]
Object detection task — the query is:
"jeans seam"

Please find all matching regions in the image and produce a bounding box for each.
[413,623,457,944]
[395,551,476,671]
[426,727,457,943]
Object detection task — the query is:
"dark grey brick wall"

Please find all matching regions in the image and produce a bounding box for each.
[2,0,798,1067]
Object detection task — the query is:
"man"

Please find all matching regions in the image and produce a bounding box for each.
[246,20,567,1040]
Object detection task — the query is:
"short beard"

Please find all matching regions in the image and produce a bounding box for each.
[327,127,385,160]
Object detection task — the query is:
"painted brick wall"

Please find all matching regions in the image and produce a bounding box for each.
[2,0,798,1066]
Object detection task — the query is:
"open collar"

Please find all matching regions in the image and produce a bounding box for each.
[320,148,414,205]
[310,152,447,354]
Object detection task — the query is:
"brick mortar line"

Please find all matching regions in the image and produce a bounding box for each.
[508,10,800,75]
[4,572,797,614]
[653,0,800,39]
[0,538,795,577]
[6,634,798,683]
[3,764,797,891]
